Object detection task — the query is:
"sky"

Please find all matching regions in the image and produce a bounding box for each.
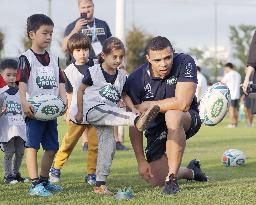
[1,0,256,59]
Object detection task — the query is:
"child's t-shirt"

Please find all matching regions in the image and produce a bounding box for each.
[17,49,65,97]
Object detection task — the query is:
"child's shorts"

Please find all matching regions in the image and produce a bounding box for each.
[25,118,59,150]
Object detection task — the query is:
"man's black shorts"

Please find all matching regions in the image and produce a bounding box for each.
[145,109,201,163]
[230,99,239,109]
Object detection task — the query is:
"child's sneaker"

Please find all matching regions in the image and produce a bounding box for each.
[14,173,29,183]
[4,175,18,184]
[49,167,61,182]
[44,181,63,192]
[29,183,53,197]
[135,105,160,131]
[85,173,96,186]
[93,185,113,195]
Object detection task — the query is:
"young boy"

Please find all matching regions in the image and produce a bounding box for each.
[0,59,28,184]
[50,32,98,185]
[18,14,67,197]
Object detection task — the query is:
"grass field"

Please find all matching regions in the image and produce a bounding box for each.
[0,117,256,205]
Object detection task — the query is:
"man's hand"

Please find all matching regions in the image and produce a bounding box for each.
[73,19,88,33]
[75,112,83,124]
[21,100,34,118]
[138,159,154,181]
[242,80,250,95]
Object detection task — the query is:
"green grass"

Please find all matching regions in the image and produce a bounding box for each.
[1,117,256,205]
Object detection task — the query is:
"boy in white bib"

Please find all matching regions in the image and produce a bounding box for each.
[0,59,28,184]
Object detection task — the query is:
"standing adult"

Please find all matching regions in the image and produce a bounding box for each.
[242,30,256,119]
[62,0,112,64]
[124,36,208,195]
[195,66,208,103]
[222,63,241,128]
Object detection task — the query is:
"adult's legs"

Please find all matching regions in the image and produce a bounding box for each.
[165,110,191,178]
[146,155,193,187]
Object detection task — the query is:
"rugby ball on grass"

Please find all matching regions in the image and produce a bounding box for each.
[199,82,231,126]
[28,94,65,121]
[222,149,246,167]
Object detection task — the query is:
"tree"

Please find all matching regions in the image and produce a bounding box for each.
[125,26,153,73]
[21,32,32,52]
[229,24,256,69]
[0,30,4,59]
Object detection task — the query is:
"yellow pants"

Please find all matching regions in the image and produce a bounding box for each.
[54,121,98,174]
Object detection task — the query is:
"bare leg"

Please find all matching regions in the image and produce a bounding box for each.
[146,155,193,187]
[165,110,191,178]
[40,150,56,177]
[26,148,38,179]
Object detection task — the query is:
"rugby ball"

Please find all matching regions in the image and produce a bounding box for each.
[222,149,246,167]
[28,94,65,121]
[199,82,231,126]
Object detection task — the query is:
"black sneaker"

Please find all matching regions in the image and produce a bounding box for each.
[116,142,129,151]
[14,173,29,183]
[4,175,18,184]
[187,159,208,182]
[162,174,180,195]
[83,143,88,152]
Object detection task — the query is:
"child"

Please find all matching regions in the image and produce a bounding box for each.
[50,32,98,185]
[0,59,28,184]
[18,14,67,197]
[75,37,160,194]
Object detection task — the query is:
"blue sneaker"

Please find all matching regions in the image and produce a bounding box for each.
[44,181,63,192]
[29,183,53,197]
[85,173,96,186]
[49,167,60,182]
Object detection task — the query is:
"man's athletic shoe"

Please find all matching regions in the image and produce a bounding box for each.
[44,181,63,192]
[49,167,61,182]
[187,159,208,182]
[162,174,180,195]
[4,175,18,184]
[85,173,96,186]
[135,105,160,131]
[29,183,53,197]
[14,173,29,183]
[93,185,113,195]
[116,142,129,151]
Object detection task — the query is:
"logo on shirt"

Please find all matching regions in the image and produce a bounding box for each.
[158,130,167,140]
[184,63,194,78]
[5,100,22,115]
[36,76,57,89]
[144,83,154,99]
[99,84,121,103]
[166,77,177,85]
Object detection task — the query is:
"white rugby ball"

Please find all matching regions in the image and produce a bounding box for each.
[28,94,65,121]
[222,149,246,167]
[199,82,231,126]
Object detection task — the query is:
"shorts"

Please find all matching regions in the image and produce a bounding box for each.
[244,95,252,109]
[145,109,201,163]
[25,118,59,150]
[230,99,239,109]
